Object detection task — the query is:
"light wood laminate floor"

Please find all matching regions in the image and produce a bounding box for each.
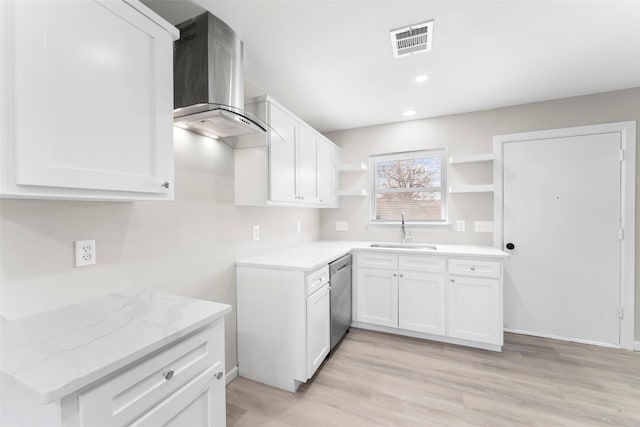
[226,329,640,426]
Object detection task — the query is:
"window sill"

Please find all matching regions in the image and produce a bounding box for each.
[367,222,451,231]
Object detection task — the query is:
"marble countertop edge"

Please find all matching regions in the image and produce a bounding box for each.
[0,290,232,405]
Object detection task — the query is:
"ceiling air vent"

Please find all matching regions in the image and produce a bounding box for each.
[390,20,433,58]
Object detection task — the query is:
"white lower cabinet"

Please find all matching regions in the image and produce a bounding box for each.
[354,251,503,350]
[398,271,446,336]
[236,264,331,392]
[79,324,225,427]
[306,284,331,376]
[448,275,501,345]
[2,319,227,427]
[356,268,398,327]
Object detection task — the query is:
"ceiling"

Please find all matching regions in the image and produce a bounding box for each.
[143,0,640,133]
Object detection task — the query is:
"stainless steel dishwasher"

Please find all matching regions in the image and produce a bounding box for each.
[329,253,352,351]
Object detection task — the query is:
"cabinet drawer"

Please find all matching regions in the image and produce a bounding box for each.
[356,253,398,270]
[399,255,445,273]
[79,321,224,426]
[448,259,501,278]
[306,265,329,295]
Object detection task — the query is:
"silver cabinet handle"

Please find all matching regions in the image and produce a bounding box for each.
[163,368,174,380]
[215,371,224,380]
[399,274,404,278]
[162,181,170,189]
[393,273,397,277]
[470,266,476,271]
[450,279,455,283]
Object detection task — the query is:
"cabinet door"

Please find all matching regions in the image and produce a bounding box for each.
[296,125,318,202]
[269,104,297,202]
[6,0,174,196]
[129,364,225,427]
[316,138,335,206]
[398,271,446,335]
[306,283,330,379]
[448,276,501,345]
[356,268,398,328]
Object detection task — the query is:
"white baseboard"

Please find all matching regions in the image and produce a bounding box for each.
[504,328,621,349]
[226,366,238,385]
[634,341,640,351]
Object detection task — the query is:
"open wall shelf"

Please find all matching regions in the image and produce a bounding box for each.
[449,153,495,164]
[448,185,494,194]
[337,163,368,172]
[336,189,368,197]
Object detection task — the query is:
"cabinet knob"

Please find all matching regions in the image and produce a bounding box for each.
[450,279,456,283]
[399,274,404,278]
[470,266,476,271]
[393,273,397,277]
[215,371,224,380]
[162,181,170,189]
[163,368,174,380]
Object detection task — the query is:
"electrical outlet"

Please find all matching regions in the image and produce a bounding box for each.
[296,221,301,235]
[456,220,466,232]
[335,221,348,231]
[252,225,260,241]
[474,221,494,233]
[75,240,96,267]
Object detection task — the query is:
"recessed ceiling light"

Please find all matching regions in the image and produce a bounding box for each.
[415,75,429,83]
[402,110,416,117]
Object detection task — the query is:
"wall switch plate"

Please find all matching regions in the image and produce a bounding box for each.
[252,225,260,241]
[296,221,301,235]
[335,221,348,231]
[474,221,493,233]
[456,220,465,232]
[75,240,96,267]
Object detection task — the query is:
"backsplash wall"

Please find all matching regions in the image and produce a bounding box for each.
[0,128,321,372]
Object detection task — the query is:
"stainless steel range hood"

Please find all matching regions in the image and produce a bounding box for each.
[173,12,266,142]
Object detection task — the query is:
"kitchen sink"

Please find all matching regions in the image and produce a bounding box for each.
[370,243,438,250]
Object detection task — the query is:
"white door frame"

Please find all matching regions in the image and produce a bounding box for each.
[493,121,636,350]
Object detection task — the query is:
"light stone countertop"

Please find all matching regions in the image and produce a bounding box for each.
[0,288,231,404]
[236,240,371,272]
[236,240,508,272]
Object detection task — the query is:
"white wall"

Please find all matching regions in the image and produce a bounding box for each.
[0,128,321,372]
[320,87,640,340]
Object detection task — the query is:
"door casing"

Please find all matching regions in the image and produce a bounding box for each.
[493,121,636,350]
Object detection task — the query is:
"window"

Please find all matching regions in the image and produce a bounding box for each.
[369,149,447,224]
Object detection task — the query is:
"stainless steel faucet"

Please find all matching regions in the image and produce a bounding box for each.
[400,212,407,244]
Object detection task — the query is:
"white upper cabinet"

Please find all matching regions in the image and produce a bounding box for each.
[296,125,318,202]
[268,104,297,203]
[0,0,178,201]
[233,95,341,208]
[316,137,337,206]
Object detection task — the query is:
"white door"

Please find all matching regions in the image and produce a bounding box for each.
[398,272,445,335]
[502,132,621,346]
[356,268,398,327]
[306,284,330,379]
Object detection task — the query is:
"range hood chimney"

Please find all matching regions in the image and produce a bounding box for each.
[173,12,266,142]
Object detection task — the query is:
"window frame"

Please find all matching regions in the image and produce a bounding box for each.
[368,149,448,226]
